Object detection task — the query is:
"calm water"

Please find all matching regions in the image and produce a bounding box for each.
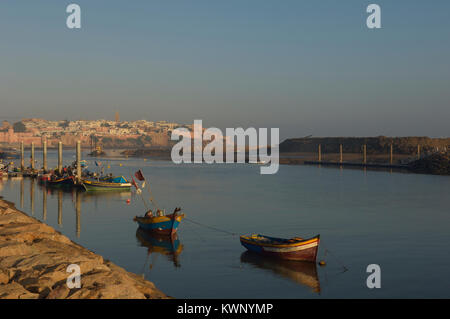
[1,150,449,298]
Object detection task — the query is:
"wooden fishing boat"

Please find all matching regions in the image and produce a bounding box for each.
[38,174,51,184]
[133,210,185,236]
[82,176,131,191]
[22,171,38,178]
[46,176,76,188]
[240,234,320,262]
[8,172,22,178]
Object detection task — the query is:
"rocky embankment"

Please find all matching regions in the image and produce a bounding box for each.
[0,199,167,299]
[408,152,450,175]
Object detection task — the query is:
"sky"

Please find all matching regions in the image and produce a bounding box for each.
[0,0,449,139]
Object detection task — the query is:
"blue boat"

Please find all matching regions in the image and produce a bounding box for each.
[133,209,184,235]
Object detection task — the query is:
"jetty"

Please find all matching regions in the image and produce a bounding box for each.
[303,161,409,170]
[0,198,167,299]
[278,137,450,174]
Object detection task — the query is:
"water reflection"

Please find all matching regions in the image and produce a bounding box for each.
[30,179,34,215]
[20,177,24,209]
[75,191,81,237]
[58,190,63,226]
[42,188,47,221]
[39,186,131,236]
[240,251,321,294]
[136,228,184,268]
[80,190,131,206]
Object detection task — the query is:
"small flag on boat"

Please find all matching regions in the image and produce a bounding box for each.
[95,161,102,166]
[135,169,145,181]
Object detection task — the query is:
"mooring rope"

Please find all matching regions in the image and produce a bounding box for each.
[145,184,160,211]
[184,217,238,237]
[320,241,348,272]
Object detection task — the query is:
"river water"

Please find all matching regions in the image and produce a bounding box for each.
[1,150,449,298]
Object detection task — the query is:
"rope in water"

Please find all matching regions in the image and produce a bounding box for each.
[320,241,348,272]
[184,217,238,237]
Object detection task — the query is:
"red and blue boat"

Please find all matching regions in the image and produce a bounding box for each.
[240,234,320,262]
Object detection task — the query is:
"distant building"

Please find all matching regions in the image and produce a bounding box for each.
[1,121,11,131]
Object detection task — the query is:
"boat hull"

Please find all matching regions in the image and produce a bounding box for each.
[134,213,185,235]
[82,180,131,191]
[240,234,320,262]
[46,177,76,188]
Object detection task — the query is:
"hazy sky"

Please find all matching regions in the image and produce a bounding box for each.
[0,0,449,139]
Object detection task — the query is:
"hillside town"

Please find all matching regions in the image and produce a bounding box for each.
[0,115,192,149]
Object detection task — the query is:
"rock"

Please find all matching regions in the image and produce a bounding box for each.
[0,282,39,299]
[0,242,34,258]
[46,285,70,299]
[408,152,450,175]
[0,199,167,299]
[0,269,9,284]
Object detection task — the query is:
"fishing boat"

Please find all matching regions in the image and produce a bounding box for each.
[133,208,185,236]
[82,176,131,191]
[8,171,22,178]
[240,234,320,262]
[46,176,76,188]
[38,174,51,184]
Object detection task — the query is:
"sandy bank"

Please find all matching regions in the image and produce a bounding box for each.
[0,198,167,299]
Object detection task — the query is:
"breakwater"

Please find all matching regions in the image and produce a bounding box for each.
[280,136,449,154]
[0,198,167,299]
